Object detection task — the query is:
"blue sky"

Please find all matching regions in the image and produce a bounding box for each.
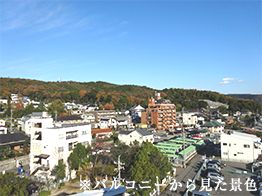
[0,1,261,94]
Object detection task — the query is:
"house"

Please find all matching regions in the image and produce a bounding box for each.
[0,98,8,104]
[21,112,54,135]
[201,121,224,133]
[0,126,7,134]
[0,119,5,126]
[91,128,113,138]
[129,105,145,118]
[118,129,154,145]
[81,113,96,123]
[56,115,84,124]
[99,118,116,129]
[221,132,262,163]
[141,92,176,131]
[224,116,234,124]
[115,116,132,128]
[30,122,91,177]
[86,104,99,111]
[120,109,130,116]
[0,133,29,150]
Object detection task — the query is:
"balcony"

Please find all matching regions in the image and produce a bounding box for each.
[66,134,79,140]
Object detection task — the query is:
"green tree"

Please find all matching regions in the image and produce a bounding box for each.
[0,146,12,160]
[35,101,46,112]
[23,139,29,148]
[51,160,66,183]
[67,143,91,170]
[218,106,227,114]
[24,104,35,115]
[0,172,30,196]
[47,99,65,117]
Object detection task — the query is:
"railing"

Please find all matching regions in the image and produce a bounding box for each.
[66,134,78,140]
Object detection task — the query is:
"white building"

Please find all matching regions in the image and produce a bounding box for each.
[221,132,262,163]
[118,129,154,145]
[30,122,91,177]
[129,105,145,118]
[182,112,198,126]
[0,98,8,104]
[21,112,53,135]
[81,113,96,123]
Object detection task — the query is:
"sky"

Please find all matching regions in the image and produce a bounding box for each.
[0,1,261,95]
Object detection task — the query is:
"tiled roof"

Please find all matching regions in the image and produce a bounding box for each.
[119,130,132,135]
[57,115,83,121]
[202,121,223,127]
[0,133,29,145]
[91,128,112,134]
[135,129,152,136]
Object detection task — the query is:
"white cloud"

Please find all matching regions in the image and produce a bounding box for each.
[238,79,245,83]
[218,78,238,84]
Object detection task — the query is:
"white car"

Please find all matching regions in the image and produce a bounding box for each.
[207,172,224,181]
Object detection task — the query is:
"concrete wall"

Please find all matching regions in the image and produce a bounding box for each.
[0,155,29,172]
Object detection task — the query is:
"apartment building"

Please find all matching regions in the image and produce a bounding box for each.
[89,110,117,122]
[141,93,176,130]
[21,112,53,135]
[30,122,91,177]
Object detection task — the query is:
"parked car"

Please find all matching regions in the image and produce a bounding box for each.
[208,160,226,167]
[161,134,168,137]
[203,168,224,177]
[168,132,175,135]
[207,172,224,181]
[192,190,212,196]
[207,163,221,171]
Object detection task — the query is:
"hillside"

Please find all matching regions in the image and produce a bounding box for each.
[0,77,261,113]
[228,94,262,104]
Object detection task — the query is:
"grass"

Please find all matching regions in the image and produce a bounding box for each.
[41,190,51,196]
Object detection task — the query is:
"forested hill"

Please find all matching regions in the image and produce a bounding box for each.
[228,94,262,104]
[0,77,261,113]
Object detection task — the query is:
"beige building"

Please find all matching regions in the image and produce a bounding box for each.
[221,132,262,163]
[141,92,176,130]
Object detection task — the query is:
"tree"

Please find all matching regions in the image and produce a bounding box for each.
[0,146,12,160]
[23,139,29,148]
[0,172,30,196]
[35,101,46,112]
[51,160,66,183]
[67,143,91,170]
[47,99,65,118]
[24,104,34,115]
[218,106,227,114]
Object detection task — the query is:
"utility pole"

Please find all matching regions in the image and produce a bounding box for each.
[182,107,186,168]
[114,155,125,186]
[55,110,57,122]
[10,108,13,133]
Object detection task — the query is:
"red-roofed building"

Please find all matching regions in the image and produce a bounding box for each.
[91,128,113,138]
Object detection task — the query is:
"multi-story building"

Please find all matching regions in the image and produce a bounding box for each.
[30,122,91,177]
[221,132,262,163]
[89,110,116,122]
[141,92,176,130]
[21,112,53,135]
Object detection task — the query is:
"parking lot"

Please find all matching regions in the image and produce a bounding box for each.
[194,161,259,196]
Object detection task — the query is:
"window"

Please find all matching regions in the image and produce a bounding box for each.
[229,143,231,147]
[82,130,88,135]
[58,146,64,152]
[244,144,250,148]
[223,143,227,146]
[223,152,228,155]
[58,134,64,140]
[82,141,88,146]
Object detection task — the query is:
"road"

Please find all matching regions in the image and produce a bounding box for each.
[160,154,203,196]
